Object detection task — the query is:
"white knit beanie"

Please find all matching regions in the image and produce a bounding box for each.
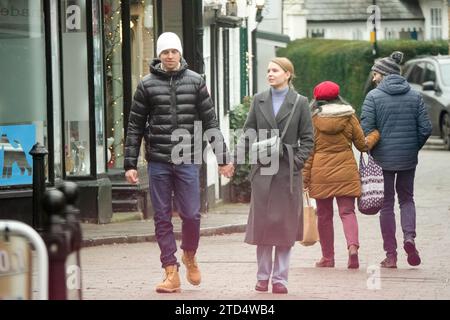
[156,32,183,57]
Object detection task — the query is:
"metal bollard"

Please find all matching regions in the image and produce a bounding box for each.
[41,189,71,300]
[29,143,48,233]
[57,181,83,300]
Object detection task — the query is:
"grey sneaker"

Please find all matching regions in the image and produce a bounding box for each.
[380,256,397,268]
[404,240,421,266]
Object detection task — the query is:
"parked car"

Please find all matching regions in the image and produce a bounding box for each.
[402,55,450,150]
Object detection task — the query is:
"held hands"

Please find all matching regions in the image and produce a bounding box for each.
[125,169,139,184]
[219,163,235,178]
[127,165,234,183]
[364,137,372,150]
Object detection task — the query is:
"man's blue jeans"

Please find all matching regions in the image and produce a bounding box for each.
[379,168,417,258]
[148,162,201,268]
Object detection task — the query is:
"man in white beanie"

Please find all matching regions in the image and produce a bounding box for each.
[124,32,234,293]
[156,32,183,59]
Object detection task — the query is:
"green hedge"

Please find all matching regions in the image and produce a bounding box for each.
[277,39,448,114]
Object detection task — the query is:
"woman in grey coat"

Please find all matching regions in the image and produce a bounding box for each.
[234,57,314,294]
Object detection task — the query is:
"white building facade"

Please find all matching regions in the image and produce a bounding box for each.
[282,0,449,42]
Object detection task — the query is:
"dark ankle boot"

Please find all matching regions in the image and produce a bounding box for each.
[255,280,269,292]
[348,245,359,269]
[315,257,335,268]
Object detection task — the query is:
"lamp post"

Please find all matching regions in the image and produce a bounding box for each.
[255,0,265,23]
[29,142,48,232]
[252,0,265,94]
[370,0,378,56]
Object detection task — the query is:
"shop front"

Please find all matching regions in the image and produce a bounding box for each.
[0,0,111,223]
[0,0,207,224]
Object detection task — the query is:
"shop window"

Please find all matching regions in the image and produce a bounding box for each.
[92,0,106,174]
[61,0,91,176]
[104,0,155,170]
[0,0,47,186]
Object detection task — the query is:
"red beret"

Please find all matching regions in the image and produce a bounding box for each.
[313,81,340,100]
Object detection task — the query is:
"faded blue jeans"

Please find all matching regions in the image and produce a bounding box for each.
[379,168,417,259]
[148,162,201,268]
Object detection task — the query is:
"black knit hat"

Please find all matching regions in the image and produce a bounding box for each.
[371,51,404,76]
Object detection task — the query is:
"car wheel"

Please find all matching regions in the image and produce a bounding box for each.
[443,113,450,151]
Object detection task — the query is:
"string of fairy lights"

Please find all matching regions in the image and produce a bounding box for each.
[104,0,153,166]
[105,1,124,164]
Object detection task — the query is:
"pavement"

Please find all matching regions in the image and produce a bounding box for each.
[76,145,450,300]
[81,137,447,248]
[20,139,444,302]
[81,203,250,248]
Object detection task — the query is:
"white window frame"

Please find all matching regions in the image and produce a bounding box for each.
[430,7,442,40]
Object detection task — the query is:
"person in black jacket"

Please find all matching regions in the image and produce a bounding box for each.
[124,32,234,293]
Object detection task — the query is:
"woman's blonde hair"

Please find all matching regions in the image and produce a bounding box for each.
[270,57,296,86]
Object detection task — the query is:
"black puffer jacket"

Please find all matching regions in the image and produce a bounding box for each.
[124,58,229,170]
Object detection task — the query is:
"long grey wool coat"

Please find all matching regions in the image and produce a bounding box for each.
[237,88,314,246]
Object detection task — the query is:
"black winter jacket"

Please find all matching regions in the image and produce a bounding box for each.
[124,58,229,170]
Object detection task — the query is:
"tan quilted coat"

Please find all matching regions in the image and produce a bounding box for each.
[302,103,380,199]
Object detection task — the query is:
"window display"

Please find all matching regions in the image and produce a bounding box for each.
[61,0,91,176]
[0,0,47,186]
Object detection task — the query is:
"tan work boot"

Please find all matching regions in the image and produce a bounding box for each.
[155,265,181,293]
[182,250,201,286]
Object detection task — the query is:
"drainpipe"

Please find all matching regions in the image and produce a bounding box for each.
[192,0,208,213]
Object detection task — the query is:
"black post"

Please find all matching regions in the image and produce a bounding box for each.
[223,29,230,113]
[372,0,378,57]
[42,189,70,300]
[29,143,49,232]
[251,28,257,94]
[58,181,83,300]
[121,0,132,138]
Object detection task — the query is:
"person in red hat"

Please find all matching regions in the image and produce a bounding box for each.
[303,81,380,269]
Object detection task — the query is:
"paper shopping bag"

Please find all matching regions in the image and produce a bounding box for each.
[299,191,319,246]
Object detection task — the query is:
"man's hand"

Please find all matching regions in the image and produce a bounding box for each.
[125,169,139,184]
[219,163,235,178]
